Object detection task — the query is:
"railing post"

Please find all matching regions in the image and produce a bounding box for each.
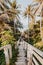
[27,45,33,65]
[24,42,27,50]
[8,45,12,59]
[4,47,10,65]
[0,44,12,65]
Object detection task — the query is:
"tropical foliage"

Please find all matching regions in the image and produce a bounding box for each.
[0,0,22,65]
[29,21,41,44]
[24,0,43,51]
[0,0,43,65]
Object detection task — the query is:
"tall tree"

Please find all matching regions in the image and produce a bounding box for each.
[33,0,43,41]
[0,0,21,33]
[24,5,35,30]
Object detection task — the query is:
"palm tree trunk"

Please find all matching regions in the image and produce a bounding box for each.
[14,18,16,34]
[28,15,29,41]
[34,15,36,24]
[28,15,29,30]
[40,2,43,42]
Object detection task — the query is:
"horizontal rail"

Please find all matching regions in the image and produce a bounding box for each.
[0,44,11,50]
[23,41,43,65]
[33,57,39,65]
[33,51,43,65]
[0,44,12,65]
[24,41,43,57]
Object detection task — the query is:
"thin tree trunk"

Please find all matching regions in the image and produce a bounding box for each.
[40,2,43,42]
[28,15,29,41]
[14,18,16,33]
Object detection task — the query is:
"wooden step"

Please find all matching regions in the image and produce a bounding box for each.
[15,62,26,65]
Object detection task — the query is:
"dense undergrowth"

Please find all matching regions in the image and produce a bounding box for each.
[0,44,18,65]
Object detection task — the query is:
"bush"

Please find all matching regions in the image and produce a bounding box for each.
[0,50,6,65]
[0,30,16,46]
[10,44,19,65]
[34,41,43,51]
[0,44,18,65]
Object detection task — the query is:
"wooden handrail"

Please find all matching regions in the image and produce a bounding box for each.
[0,44,12,65]
[0,44,11,50]
[23,41,43,65]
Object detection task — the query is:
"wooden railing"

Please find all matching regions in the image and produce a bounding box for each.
[0,44,12,65]
[24,41,43,65]
[1,40,43,65]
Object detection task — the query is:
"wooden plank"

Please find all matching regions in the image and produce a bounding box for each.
[15,62,26,65]
[33,51,43,65]
[23,41,43,65]
[33,57,39,65]
[4,48,10,65]
[32,62,34,65]
[0,44,11,50]
[24,41,43,57]
[0,44,12,65]
[8,45,12,59]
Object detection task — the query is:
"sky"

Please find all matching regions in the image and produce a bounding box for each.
[16,0,33,32]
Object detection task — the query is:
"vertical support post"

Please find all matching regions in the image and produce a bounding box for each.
[8,45,12,59]
[27,45,33,65]
[23,41,25,50]
[4,48,10,65]
[40,5,43,42]
[40,16,43,41]
[24,42,27,50]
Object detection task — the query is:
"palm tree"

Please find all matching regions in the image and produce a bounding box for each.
[24,5,34,42]
[24,5,35,30]
[33,0,43,41]
[33,0,43,3]
[0,0,20,33]
[0,13,12,33]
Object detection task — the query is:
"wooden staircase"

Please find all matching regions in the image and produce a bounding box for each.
[24,41,43,65]
[0,40,43,65]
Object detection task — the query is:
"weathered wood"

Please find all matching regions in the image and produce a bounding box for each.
[33,51,43,65]
[24,41,43,57]
[33,57,39,65]
[4,48,10,65]
[27,44,33,65]
[8,45,12,59]
[32,62,34,65]
[0,44,12,65]
[23,41,43,65]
